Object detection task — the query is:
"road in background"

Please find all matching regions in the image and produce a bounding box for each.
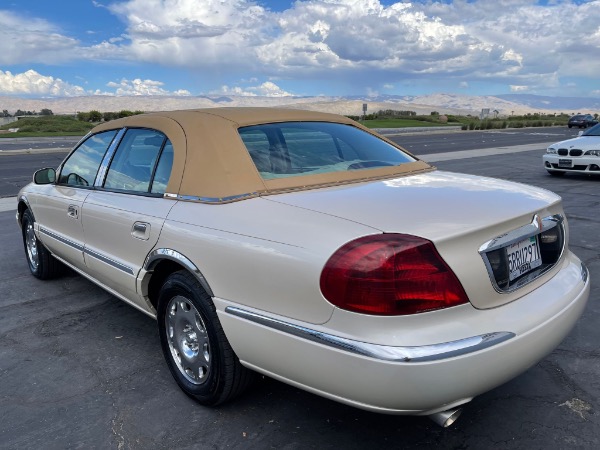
[0,153,67,198]
[0,136,81,152]
[386,127,575,155]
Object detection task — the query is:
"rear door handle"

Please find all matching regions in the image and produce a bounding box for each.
[67,204,79,219]
[131,221,150,240]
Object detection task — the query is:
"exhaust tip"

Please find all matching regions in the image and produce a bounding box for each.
[429,408,462,428]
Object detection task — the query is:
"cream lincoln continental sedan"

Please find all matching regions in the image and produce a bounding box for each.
[17,108,589,427]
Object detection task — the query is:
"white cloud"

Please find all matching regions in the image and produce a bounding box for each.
[0,11,79,65]
[216,81,293,97]
[0,69,190,97]
[2,1,600,96]
[510,85,529,92]
[0,70,86,96]
[105,78,191,96]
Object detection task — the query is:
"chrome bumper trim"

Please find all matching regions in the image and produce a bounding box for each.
[225,306,515,363]
[581,262,589,283]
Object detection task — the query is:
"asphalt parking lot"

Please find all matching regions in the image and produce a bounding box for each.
[1,141,598,449]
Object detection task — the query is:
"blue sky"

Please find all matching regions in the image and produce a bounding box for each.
[0,0,599,99]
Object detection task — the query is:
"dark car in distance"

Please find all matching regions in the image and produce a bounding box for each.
[568,114,598,129]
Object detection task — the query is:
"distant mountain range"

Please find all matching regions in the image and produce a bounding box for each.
[494,94,600,113]
[1,93,598,116]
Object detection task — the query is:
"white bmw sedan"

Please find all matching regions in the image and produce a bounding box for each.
[544,123,600,176]
[17,108,589,427]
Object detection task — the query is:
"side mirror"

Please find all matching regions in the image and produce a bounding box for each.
[578,131,584,137]
[33,168,56,185]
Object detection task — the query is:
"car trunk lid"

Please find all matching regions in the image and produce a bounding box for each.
[264,171,565,309]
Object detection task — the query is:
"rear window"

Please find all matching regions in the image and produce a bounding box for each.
[238,122,414,180]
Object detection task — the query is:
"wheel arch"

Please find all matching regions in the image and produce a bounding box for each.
[17,196,33,227]
[142,248,214,310]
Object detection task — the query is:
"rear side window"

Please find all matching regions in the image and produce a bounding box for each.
[58,130,117,187]
[238,122,414,180]
[104,129,169,193]
[150,141,173,194]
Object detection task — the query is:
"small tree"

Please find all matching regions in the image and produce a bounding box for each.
[1,109,10,117]
[88,110,102,122]
[77,111,91,122]
[40,108,54,116]
[118,110,134,118]
[103,112,117,122]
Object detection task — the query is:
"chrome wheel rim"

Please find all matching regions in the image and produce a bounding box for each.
[25,221,39,271]
[165,295,211,385]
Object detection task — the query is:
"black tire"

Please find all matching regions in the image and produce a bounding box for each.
[547,170,566,177]
[157,270,255,405]
[21,209,63,279]
[568,125,572,128]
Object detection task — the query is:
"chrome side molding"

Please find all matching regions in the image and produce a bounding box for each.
[39,226,85,252]
[225,306,515,363]
[164,192,258,204]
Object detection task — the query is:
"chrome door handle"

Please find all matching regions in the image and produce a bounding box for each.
[131,221,150,240]
[133,223,147,233]
[67,204,79,219]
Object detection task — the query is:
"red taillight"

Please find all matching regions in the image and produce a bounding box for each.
[320,234,469,315]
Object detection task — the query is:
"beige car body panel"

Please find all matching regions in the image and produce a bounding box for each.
[82,191,176,311]
[15,108,590,416]
[155,197,378,324]
[23,185,89,273]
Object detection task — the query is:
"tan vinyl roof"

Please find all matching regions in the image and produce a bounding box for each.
[91,108,433,202]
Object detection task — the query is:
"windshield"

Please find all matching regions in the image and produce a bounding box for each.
[583,123,600,136]
[238,122,415,180]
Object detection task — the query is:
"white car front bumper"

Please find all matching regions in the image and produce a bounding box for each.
[543,154,600,174]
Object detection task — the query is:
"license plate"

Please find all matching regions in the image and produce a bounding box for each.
[506,236,542,281]
[558,159,572,168]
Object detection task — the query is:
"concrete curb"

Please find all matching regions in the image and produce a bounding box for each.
[0,147,70,156]
[375,126,462,135]
[422,142,553,163]
[0,197,16,213]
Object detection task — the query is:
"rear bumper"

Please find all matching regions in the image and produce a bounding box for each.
[217,253,589,415]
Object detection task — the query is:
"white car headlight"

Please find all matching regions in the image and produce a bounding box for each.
[546,147,557,154]
[584,150,600,156]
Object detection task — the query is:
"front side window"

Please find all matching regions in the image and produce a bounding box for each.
[58,130,117,187]
[238,122,414,180]
[104,129,168,193]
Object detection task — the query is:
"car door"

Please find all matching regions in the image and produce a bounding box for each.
[81,128,175,309]
[32,130,120,272]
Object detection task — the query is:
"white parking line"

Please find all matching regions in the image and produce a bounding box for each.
[422,142,553,162]
[0,142,554,214]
